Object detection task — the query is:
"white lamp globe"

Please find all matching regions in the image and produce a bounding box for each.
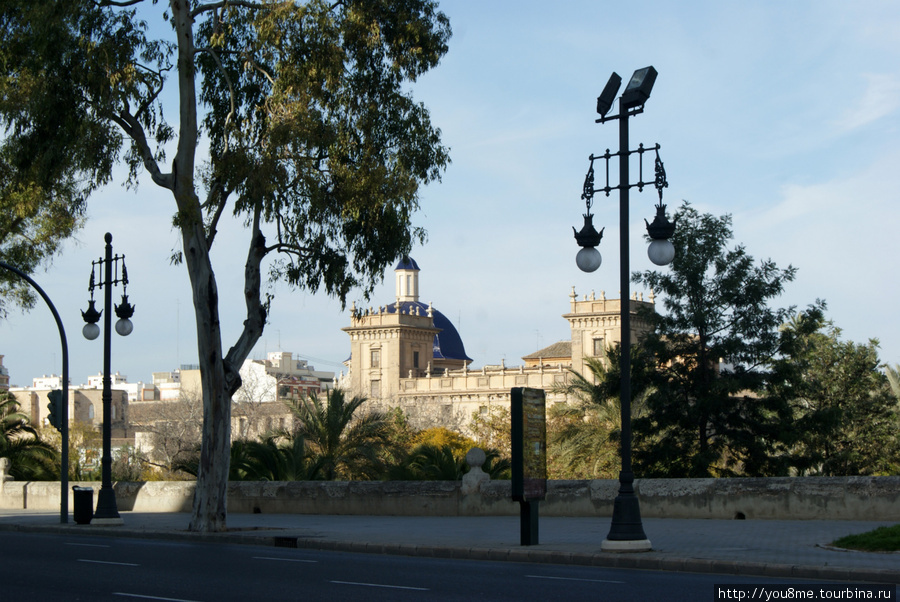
[115,318,134,337]
[648,239,675,266]
[576,247,602,273]
[83,322,100,340]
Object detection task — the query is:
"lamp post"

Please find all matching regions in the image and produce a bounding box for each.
[573,66,675,552]
[0,262,69,523]
[81,233,134,525]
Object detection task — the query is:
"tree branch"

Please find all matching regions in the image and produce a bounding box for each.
[96,0,146,7]
[195,47,236,152]
[202,182,231,248]
[191,1,270,18]
[265,242,312,258]
[108,108,175,190]
[224,206,268,396]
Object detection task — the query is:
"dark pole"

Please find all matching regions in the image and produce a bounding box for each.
[93,232,121,523]
[604,103,649,545]
[576,67,669,551]
[0,262,69,523]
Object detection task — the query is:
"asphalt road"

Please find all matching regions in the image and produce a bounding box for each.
[2,531,888,601]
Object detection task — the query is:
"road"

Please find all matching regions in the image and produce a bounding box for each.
[0,531,876,601]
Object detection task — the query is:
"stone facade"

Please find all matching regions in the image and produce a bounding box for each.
[15,386,128,440]
[342,259,656,432]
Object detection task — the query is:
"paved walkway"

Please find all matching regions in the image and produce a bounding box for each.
[1,509,897,584]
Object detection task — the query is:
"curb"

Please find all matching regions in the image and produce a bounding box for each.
[2,522,898,585]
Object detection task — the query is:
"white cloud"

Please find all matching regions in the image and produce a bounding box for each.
[834,73,900,132]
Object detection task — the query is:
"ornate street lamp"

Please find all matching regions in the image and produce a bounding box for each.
[573,66,675,552]
[81,232,133,525]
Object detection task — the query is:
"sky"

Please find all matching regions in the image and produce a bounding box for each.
[3,0,900,388]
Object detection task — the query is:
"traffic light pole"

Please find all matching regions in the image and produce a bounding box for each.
[0,262,69,523]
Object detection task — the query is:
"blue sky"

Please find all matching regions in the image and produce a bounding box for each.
[3,0,899,387]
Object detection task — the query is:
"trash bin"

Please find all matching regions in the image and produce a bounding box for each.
[73,486,93,525]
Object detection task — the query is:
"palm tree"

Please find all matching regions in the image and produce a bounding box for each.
[390,443,465,480]
[286,389,391,480]
[887,364,900,403]
[0,391,58,480]
[549,345,653,479]
[230,434,323,481]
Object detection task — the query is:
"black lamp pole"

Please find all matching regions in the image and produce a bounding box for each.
[0,262,69,523]
[82,232,134,525]
[573,66,675,552]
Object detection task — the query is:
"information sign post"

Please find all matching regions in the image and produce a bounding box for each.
[511,387,547,545]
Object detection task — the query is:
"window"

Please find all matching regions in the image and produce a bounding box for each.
[370,380,381,398]
[371,349,381,368]
[413,351,420,369]
[593,338,604,356]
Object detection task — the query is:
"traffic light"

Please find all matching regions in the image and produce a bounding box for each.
[46,389,63,431]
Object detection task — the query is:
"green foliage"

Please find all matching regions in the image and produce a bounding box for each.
[193,0,451,302]
[832,524,900,552]
[0,0,165,315]
[286,388,391,480]
[229,435,324,481]
[633,201,800,477]
[481,448,511,480]
[887,364,900,403]
[387,441,510,481]
[3,0,452,530]
[389,443,466,480]
[0,391,58,480]
[469,405,511,458]
[548,348,653,479]
[771,313,900,476]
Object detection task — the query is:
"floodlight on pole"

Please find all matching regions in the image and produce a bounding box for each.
[572,65,675,552]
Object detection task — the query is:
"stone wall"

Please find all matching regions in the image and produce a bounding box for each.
[3,476,898,521]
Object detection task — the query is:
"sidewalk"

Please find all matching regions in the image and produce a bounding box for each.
[1,509,897,584]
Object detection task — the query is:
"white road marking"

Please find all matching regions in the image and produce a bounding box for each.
[527,574,625,584]
[77,559,140,567]
[113,594,200,602]
[252,556,318,563]
[331,580,429,591]
[65,543,111,548]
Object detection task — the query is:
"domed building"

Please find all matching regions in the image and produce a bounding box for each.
[342,257,472,400]
[342,257,657,433]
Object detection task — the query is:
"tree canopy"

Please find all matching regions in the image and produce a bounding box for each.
[633,201,802,477]
[1,0,451,531]
[770,312,899,476]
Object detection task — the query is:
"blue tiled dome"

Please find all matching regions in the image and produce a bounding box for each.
[395,256,420,271]
[386,301,472,363]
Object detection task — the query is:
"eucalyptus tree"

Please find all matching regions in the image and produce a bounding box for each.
[1,0,450,531]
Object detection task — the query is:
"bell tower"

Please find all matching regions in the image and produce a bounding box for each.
[395,256,420,302]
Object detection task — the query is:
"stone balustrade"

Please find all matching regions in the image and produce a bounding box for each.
[2,450,898,520]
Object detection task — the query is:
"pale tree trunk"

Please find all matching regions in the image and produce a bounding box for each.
[170,0,227,533]
[183,225,231,532]
[168,0,267,532]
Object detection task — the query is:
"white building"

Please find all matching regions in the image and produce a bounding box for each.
[235,352,334,404]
